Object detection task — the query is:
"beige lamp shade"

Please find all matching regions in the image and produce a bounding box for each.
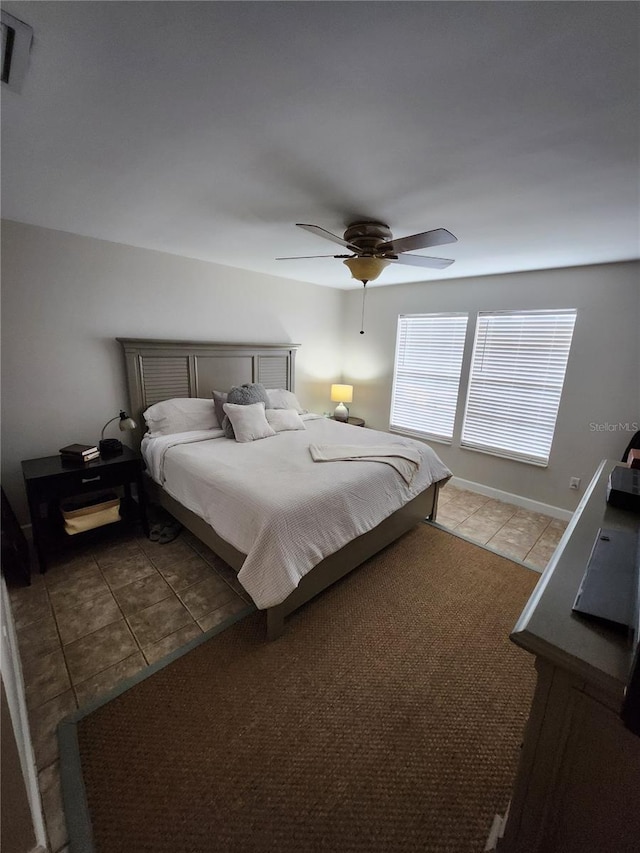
[330,384,353,404]
[330,384,353,422]
[343,256,390,283]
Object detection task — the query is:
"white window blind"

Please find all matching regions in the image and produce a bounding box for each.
[390,313,468,442]
[461,309,577,466]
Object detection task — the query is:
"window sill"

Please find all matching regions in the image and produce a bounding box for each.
[388,427,453,446]
[460,442,549,467]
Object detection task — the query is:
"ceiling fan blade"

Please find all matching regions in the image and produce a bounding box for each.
[296,223,360,252]
[275,254,352,260]
[378,228,457,254]
[389,254,455,269]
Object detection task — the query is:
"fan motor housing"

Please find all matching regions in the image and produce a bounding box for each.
[344,222,392,255]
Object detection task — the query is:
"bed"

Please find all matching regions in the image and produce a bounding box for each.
[118,339,451,638]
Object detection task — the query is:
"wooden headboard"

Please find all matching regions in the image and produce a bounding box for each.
[117,339,300,445]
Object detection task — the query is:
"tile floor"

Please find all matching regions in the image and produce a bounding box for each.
[7,524,252,853]
[437,481,568,570]
[7,486,567,852]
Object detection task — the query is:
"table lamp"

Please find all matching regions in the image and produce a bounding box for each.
[331,384,353,422]
[99,410,137,455]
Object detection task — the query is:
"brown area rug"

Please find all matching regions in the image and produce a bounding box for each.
[62,524,539,853]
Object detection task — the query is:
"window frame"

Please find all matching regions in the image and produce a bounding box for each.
[460,308,577,468]
[389,312,469,444]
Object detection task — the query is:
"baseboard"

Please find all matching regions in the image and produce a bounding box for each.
[448,477,572,522]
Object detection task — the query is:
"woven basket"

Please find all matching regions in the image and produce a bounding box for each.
[60,492,120,535]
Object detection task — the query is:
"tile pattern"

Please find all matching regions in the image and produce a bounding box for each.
[7,525,252,853]
[8,488,566,853]
[437,483,568,570]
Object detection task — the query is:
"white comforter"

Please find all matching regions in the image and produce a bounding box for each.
[142,415,451,609]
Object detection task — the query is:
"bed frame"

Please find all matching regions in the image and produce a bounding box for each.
[118,338,441,639]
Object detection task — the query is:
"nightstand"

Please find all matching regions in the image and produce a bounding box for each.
[331,416,365,427]
[22,446,149,573]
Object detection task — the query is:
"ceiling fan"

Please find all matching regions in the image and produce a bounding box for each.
[276,221,458,333]
[277,221,457,282]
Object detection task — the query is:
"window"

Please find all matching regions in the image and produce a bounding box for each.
[390,313,468,443]
[461,309,577,466]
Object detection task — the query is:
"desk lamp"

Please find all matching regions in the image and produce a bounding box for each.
[99,410,137,455]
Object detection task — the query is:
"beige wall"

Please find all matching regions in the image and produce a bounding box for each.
[2,220,638,520]
[341,262,640,511]
[1,220,344,521]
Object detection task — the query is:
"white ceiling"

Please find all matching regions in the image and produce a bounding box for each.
[2,1,638,289]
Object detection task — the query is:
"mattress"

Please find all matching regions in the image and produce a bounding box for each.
[141,415,451,608]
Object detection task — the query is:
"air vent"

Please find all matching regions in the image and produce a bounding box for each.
[1,11,32,93]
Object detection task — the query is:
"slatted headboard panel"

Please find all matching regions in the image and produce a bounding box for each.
[142,356,192,405]
[117,339,299,445]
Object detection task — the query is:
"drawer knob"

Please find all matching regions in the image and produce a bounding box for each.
[81,475,101,484]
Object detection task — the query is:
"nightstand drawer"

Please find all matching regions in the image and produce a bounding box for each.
[31,461,139,500]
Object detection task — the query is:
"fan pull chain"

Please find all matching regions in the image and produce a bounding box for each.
[360,281,368,335]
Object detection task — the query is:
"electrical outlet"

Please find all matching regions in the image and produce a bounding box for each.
[569,477,581,490]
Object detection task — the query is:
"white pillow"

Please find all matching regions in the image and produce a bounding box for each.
[222,401,276,443]
[143,397,219,437]
[266,388,307,414]
[265,408,306,432]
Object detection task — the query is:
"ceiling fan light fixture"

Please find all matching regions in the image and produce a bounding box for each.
[343,256,390,284]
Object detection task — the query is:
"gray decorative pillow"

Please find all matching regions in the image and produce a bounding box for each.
[211,390,228,427]
[221,383,270,438]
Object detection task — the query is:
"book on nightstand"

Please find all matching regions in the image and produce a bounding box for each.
[59,443,99,462]
[60,452,100,463]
